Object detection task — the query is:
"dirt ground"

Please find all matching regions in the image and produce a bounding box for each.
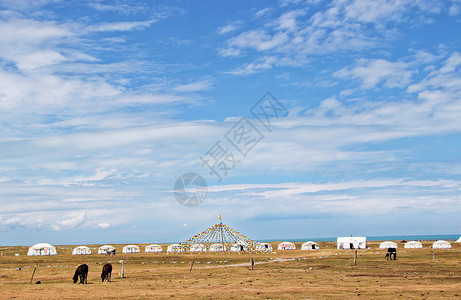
[0,241,460,299]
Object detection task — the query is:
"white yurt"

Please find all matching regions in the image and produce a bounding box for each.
[230,241,248,252]
[122,245,140,253]
[379,241,398,249]
[255,242,273,252]
[145,244,163,253]
[277,241,296,250]
[456,236,461,243]
[209,243,226,252]
[301,241,319,250]
[404,241,423,249]
[167,244,185,253]
[337,237,367,249]
[98,245,115,254]
[190,244,207,252]
[432,240,451,249]
[72,246,91,255]
[27,243,57,256]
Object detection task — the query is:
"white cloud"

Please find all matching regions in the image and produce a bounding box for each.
[98,222,110,229]
[218,24,239,34]
[51,211,87,230]
[334,59,415,89]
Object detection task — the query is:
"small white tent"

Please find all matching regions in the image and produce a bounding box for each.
[379,241,398,249]
[301,241,319,250]
[98,245,115,254]
[230,241,248,252]
[122,245,140,253]
[456,236,461,243]
[432,240,451,249]
[404,241,423,249]
[27,243,57,256]
[255,242,273,252]
[167,244,185,253]
[209,243,226,252]
[145,244,163,253]
[337,237,367,249]
[277,241,296,250]
[190,244,207,252]
[72,246,91,255]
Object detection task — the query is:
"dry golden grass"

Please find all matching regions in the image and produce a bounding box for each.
[0,241,460,299]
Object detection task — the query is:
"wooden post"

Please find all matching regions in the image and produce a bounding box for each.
[353,249,357,266]
[432,247,435,262]
[121,260,125,278]
[30,267,37,284]
[251,257,254,271]
[190,260,194,273]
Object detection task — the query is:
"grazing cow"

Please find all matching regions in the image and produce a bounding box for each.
[385,248,397,260]
[101,263,112,282]
[106,249,116,256]
[73,264,88,284]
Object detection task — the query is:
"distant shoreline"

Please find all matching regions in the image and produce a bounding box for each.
[2,234,459,247]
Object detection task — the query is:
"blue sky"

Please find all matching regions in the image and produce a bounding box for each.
[1,0,461,246]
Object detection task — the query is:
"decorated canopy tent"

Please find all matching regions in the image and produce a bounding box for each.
[98,245,115,254]
[301,241,319,250]
[27,243,57,256]
[72,246,91,255]
[277,241,296,250]
[145,244,163,253]
[456,236,461,243]
[337,237,367,249]
[190,244,207,252]
[167,244,185,253]
[379,241,398,249]
[432,240,451,249]
[209,243,226,252]
[404,241,423,249]
[183,215,255,252]
[122,245,140,253]
[255,242,273,252]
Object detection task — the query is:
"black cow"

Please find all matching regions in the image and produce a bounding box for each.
[106,249,116,256]
[73,264,88,284]
[101,263,112,282]
[385,248,397,260]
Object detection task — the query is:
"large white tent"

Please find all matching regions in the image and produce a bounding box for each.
[379,241,398,249]
[404,241,423,249]
[167,244,185,253]
[209,243,226,252]
[122,245,140,253]
[27,243,57,256]
[337,237,367,249]
[277,241,296,250]
[432,240,451,249]
[456,236,461,243]
[145,244,163,253]
[255,242,273,252]
[72,246,91,255]
[98,245,115,254]
[301,241,319,250]
[190,244,207,252]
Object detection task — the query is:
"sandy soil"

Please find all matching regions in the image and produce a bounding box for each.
[0,241,460,299]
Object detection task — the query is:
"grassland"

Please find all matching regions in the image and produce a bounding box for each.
[0,241,460,299]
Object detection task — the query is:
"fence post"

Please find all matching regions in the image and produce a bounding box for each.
[354,249,357,266]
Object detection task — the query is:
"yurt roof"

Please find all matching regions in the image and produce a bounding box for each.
[31,243,55,248]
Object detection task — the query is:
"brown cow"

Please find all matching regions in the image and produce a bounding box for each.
[101,263,112,282]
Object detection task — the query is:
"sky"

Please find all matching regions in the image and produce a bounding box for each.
[0,0,461,246]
